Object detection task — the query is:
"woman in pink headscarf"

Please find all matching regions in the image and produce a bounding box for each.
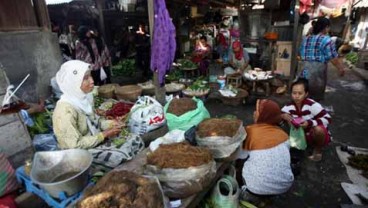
[224,40,251,76]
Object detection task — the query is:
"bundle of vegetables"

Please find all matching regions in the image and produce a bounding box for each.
[345,52,358,64]
[105,102,133,118]
[28,111,52,138]
[77,170,164,208]
[111,59,136,77]
[166,69,183,82]
[177,59,198,70]
[111,128,129,148]
[94,96,104,109]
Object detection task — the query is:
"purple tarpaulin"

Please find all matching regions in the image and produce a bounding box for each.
[150,0,176,85]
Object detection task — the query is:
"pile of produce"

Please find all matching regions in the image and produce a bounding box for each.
[77,170,164,208]
[166,69,182,82]
[105,102,133,118]
[112,59,135,77]
[28,111,52,137]
[197,118,242,138]
[345,52,358,64]
[177,59,198,69]
[147,142,212,169]
[348,154,368,178]
[94,96,104,109]
[183,78,210,97]
[167,98,196,116]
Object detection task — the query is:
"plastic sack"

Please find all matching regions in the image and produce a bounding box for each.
[149,129,185,152]
[289,126,307,150]
[0,152,19,197]
[128,96,166,135]
[32,134,59,151]
[145,161,216,198]
[211,176,239,208]
[88,134,145,171]
[196,123,247,159]
[164,97,210,131]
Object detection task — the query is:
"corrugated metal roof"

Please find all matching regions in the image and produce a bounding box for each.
[354,0,368,8]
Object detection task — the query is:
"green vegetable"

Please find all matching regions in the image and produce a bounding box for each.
[112,128,129,148]
[28,112,51,138]
[177,59,198,69]
[345,52,358,64]
[240,200,258,208]
[94,96,104,109]
[112,59,136,77]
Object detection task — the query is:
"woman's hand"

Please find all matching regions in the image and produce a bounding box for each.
[300,121,309,129]
[102,126,122,138]
[281,113,293,123]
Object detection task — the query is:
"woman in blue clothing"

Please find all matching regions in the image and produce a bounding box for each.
[299,17,346,101]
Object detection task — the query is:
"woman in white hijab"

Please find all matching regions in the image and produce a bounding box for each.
[52,60,121,149]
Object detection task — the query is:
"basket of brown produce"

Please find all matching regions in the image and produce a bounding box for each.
[164,97,210,131]
[77,170,166,208]
[196,118,247,159]
[219,88,249,106]
[98,83,119,99]
[145,142,216,198]
[115,85,142,102]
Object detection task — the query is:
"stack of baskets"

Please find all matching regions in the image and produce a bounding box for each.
[115,85,142,102]
[220,89,248,106]
[98,84,119,99]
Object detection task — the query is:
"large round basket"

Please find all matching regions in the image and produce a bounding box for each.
[115,85,142,102]
[220,89,249,106]
[98,83,119,99]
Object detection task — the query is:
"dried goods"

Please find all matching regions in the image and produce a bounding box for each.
[197,118,242,138]
[147,142,212,169]
[77,171,163,208]
[167,98,196,116]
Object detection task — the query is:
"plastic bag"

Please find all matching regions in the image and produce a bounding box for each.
[32,134,59,151]
[196,123,247,159]
[164,97,210,131]
[211,176,239,208]
[128,96,166,135]
[100,67,107,81]
[145,161,216,198]
[289,126,307,150]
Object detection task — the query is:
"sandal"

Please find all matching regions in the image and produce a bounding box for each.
[308,153,322,162]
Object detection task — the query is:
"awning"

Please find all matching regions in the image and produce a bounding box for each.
[45,0,72,5]
[354,0,368,8]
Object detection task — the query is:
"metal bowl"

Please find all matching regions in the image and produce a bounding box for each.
[30,149,92,198]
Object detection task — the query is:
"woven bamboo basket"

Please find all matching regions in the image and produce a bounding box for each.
[220,89,249,106]
[115,85,142,101]
[98,83,119,98]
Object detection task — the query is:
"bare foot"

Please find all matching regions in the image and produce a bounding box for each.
[308,153,322,162]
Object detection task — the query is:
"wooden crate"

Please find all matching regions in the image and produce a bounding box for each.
[275,58,291,76]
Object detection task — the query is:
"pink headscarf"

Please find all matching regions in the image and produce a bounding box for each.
[232,40,243,60]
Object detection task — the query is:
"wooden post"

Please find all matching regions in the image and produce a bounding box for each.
[148,0,166,105]
[32,0,51,31]
[289,0,301,86]
[95,0,107,40]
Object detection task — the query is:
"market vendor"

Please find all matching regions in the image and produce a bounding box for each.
[191,36,211,76]
[224,40,251,76]
[241,99,294,201]
[52,60,123,149]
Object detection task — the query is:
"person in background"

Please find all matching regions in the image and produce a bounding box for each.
[306,20,316,36]
[135,23,151,79]
[241,99,294,203]
[191,36,211,76]
[299,17,346,101]
[75,26,111,86]
[281,78,331,162]
[52,60,121,149]
[224,40,251,76]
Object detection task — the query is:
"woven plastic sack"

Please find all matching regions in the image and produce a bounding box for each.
[164,97,210,131]
[196,122,247,159]
[128,96,166,135]
[211,175,239,208]
[145,161,216,198]
[289,126,307,150]
[0,152,19,197]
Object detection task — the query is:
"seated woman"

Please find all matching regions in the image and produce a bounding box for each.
[281,78,331,162]
[191,36,211,76]
[224,40,251,76]
[52,60,144,170]
[241,99,294,200]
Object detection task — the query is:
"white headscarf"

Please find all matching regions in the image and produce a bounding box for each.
[56,60,94,115]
